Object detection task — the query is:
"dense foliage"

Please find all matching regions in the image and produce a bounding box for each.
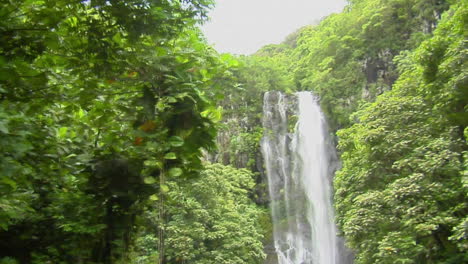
[129,163,267,263]
[1,0,466,263]
[211,55,293,170]
[287,0,453,130]
[335,2,467,263]
[0,0,267,263]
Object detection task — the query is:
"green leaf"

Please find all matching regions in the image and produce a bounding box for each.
[76,108,85,119]
[169,136,184,147]
[155,47,167,56]
[164,152,177,159]
[161,184,169,193]
[167,96,177,103]
[0,121,9,134]
[144,177,156,184]
[144,160,163,168]
[168,167,183,177]
[201,106,222,122]
[112,32,123,44]
[156,101,169,111]
[58,127,68,138]
[1,176,17,190]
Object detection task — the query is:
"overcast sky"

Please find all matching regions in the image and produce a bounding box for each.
[201,0,347,55]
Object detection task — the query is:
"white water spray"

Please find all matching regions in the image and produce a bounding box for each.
[261,91,349,264]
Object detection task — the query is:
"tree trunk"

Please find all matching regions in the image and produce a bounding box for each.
[158,168,166,264]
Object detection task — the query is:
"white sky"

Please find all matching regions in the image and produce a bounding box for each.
[201,0,347,55]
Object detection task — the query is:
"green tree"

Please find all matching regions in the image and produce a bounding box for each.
[130,163,267,264]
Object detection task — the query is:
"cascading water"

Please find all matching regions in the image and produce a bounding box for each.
[261,91,350,264]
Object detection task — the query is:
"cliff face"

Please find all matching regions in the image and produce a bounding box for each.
[290,0,452,132]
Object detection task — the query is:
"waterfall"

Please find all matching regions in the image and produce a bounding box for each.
[261,91,349,264]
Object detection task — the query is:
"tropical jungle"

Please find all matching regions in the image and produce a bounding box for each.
[0,0,466,263]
